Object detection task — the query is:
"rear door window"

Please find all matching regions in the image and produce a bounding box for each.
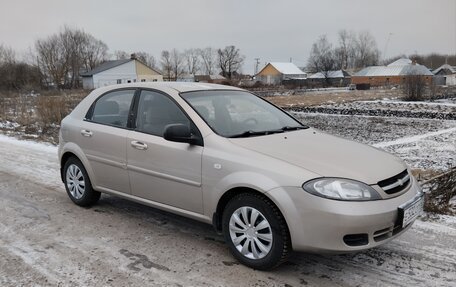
[90,90,135,128]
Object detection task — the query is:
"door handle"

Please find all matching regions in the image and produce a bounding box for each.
[81,129,93,137]
[131,141,148,150]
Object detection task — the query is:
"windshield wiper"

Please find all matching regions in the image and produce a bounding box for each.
[229,129,284,138]
[280,125,309,131]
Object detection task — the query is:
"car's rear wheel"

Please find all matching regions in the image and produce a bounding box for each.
[222,193,291,270]
[63,157,100,206]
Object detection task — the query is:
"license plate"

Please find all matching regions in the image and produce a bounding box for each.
[399,194,424,228]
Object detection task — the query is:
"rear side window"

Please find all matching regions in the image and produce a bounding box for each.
[90,90,135,128]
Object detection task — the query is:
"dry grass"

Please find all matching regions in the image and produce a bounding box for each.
[421,168,456,215]
[265,89,405,108]
[0,90,87,143]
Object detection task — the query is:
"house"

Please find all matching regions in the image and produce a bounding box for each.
[80,54,163,89]
[433,64,456,86]
[307,70,351,87]
[351,58,433,87]
[256,62,306,85]
[195,74,227,84]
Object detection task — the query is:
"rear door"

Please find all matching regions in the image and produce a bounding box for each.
[77,89,136,194]
[126,89,204,213]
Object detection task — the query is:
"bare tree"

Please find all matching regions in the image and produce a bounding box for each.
[354,31,380,68]
[0,44,18,89]
[0,44,15,64]
[35,34,67,88]
[0,44,41,90]
[82,35,108,70]
[170,48,184,81]
[160,50,172,81]
[134,51,156,69]
[114,50,129,60]
[35,26,109,89]
[184,48,200,75]
[334,30,356,69]
[307,35,336,85]
[199,47,217,75]
[403,74,427,101]
[217,45,244,79]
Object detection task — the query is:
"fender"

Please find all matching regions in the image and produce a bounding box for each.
[59,142,98,188]
[204,171,281,217]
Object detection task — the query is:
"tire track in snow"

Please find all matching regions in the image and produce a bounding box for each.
[373,127,456,148]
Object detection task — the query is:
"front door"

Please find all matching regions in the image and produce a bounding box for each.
[127,90,203,213]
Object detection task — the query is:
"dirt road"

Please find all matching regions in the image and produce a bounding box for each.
[0,135,455,287]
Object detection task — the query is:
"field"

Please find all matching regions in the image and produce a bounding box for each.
[291,99,456,172]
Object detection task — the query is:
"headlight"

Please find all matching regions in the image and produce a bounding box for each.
[303,178,381,201]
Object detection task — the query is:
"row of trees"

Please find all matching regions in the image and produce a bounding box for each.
[35,26,245,88]
[0,45,41,90]
[1,26,246,90]
[1,25,455,91]
[114,46,245,81]
[307,30,380,77]
[163,46,244,80]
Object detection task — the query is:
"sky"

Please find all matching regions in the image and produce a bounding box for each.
[0,0,455,73]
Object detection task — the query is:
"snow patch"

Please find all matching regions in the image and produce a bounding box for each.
[373,127,456,148]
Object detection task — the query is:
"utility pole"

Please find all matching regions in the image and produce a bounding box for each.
[254,58,260,75]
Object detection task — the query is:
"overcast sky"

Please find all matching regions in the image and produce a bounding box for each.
[1,0,455,73]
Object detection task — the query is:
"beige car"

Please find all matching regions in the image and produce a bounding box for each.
[58,82,423,269]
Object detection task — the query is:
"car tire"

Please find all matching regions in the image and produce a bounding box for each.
[63,157,100,207]
[222,193,291,270]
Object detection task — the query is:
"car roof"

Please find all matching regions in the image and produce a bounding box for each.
[97,82,243,93]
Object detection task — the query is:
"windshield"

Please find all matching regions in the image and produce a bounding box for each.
[181,90,307,138]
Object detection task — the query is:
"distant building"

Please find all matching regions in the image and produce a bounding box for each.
[195,74,227,84]
[352,58,433,87]
[308,70,351,87]
[80,54,163,89]
[433,64,456,86]
[256,62,306,85]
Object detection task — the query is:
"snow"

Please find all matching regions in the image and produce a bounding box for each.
[0,130,455,286]
[308,70,346,79]
[373,127,456,148]
[293,112,456,171]
[387,58,413,66]
[0,134,61,190]
[0,121,20,130]
[267,62,305,75]
[362,99,456,108]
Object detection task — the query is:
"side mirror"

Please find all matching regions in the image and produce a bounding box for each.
[164,124,200,145]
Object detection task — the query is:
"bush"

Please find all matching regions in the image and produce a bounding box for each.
[402,75,427,101]
[422,168,456,215]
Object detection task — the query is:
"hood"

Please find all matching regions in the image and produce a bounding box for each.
[229,128,406,185]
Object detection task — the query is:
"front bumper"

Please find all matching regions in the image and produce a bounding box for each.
[266,177,422,252]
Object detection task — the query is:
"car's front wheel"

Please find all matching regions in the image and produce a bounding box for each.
[63,157,100,207]
[222,193,291,270]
